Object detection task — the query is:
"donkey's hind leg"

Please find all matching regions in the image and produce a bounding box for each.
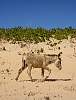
[15,59,27,81]
[27,64,32,81]
[41,68,44,78]
[15,66,26,81]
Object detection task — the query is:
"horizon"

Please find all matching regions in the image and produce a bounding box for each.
[0,0,76,28]
[0,25,75,29]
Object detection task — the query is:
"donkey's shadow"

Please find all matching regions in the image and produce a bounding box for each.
[19,78,72,82]
[45,78,71,81]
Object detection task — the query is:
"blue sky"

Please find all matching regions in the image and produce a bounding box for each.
[0,0,76,28]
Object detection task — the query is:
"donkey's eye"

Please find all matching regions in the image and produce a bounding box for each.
[49,61,52,64]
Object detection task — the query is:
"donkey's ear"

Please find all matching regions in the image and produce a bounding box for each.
[58,52,62,57]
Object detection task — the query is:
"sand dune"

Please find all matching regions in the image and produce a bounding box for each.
[0,40,76,100]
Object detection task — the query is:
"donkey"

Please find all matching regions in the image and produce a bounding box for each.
[15,52,62,81]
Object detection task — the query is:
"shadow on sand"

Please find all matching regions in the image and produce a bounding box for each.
[45,78,72,81]
[19,78,72,82]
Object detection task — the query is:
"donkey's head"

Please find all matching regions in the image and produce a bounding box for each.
[55,52,62,70]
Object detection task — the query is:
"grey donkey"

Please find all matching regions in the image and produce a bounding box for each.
[15,52,62,81]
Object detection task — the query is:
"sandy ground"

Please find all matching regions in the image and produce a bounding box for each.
[0,40,76,100]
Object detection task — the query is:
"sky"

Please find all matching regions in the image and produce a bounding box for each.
[0,0,76,28]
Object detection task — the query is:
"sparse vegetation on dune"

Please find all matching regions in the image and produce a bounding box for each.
[0,26,76,43]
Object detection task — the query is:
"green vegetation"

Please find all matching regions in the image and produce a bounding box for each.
[0,26,76,43]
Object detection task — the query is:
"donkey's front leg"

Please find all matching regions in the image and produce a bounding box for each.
[42,66,51,81]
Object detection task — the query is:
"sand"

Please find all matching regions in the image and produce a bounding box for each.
[0,40,76,100]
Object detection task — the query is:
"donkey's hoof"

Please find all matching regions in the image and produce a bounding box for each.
[15,77,18,81]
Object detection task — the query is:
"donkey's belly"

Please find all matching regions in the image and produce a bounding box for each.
[32,60,43,68]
